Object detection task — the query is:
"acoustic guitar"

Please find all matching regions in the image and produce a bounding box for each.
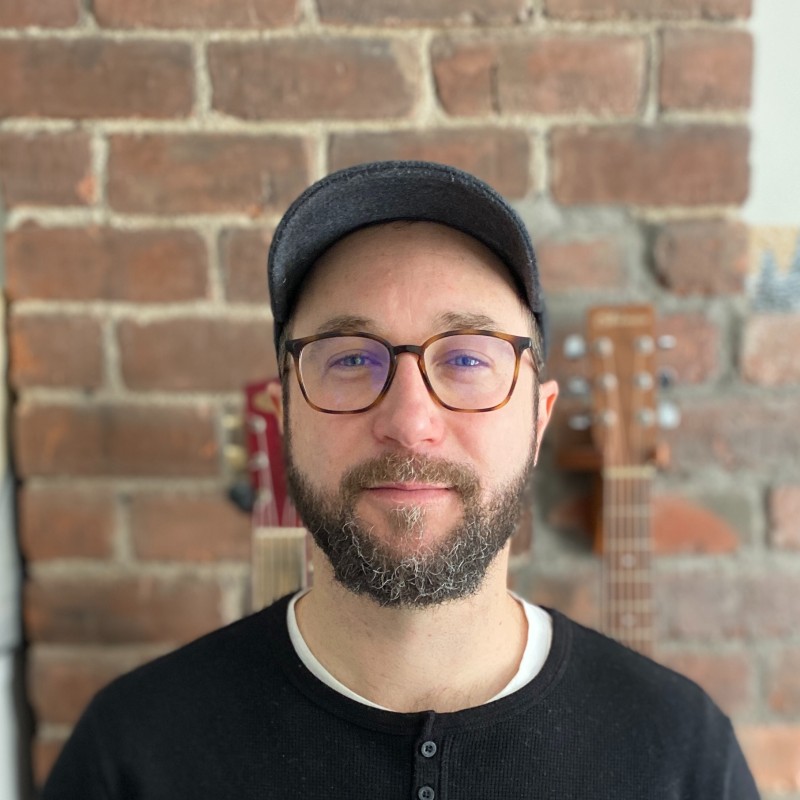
[563,305,675,656]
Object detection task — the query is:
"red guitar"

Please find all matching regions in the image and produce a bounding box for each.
[244,379,312,611]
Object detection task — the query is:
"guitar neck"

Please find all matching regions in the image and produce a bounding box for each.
[601,466,655,656]
[245,378,312,612]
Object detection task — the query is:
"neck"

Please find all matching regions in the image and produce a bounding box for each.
[295,546,527,713]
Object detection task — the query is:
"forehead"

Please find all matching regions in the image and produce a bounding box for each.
[290,221,528,335]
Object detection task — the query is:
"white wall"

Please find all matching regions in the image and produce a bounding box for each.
[743,0,800,224]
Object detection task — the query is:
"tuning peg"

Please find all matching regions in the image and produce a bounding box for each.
[224,444,248,472]
[222,412,244,432]
[247,413,267,432]
[635,372,655,390]
[638,408,656,427]
[563,334,587,360]
[568,414,592,431]
[657,401,681,429]
[567,376,590,396]
[228,480,256,513]
[657,334,677,350]
[657,367,678,389]
[635,335,655,354]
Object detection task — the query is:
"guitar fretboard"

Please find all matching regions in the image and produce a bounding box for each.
[601,468,654,656]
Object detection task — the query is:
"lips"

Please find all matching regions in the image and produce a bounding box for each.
[364,484,454,504]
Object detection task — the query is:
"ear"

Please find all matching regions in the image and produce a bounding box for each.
[533,379,559,462]
[265,380,285,436]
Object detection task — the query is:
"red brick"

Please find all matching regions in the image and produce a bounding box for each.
[32,737,64,789]
[5,224,208,303]
[544,0,751,20]
[130,492,251,562]
[519,568,599,630]
[118,317,277,392]
[656,312,720,384]
[741,313,800,386]
[767,648,800,716]
[108,134,310,214]
[770,485,800,550]
[537,238,626,292]
[330,130,531,199]
[652,495,739,555]
[209,39,416,121]
[660,30,752,111]
[433,35,645,117]
[0,132,92,207]
[742,573,800,639]
[319,0,525,25]
[219,227,273,304]
[25,575,224,644]
[669,395,799,471]
[93,0,296,28]
[14,403,218,478]
[653,219,748,295]
[657,569,742,641]
[658,650,752,716]
[738,725,800,792]
[0,0,78,27]
[9,313,104,390]
[0,40,192,119]
[19,486,115,561]
[28,647,154,725]
[431,41,496,116]
[551,125,749,207]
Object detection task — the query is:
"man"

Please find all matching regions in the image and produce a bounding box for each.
[44,161,759,798]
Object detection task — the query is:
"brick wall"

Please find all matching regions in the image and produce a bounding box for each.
[1,0,798,795]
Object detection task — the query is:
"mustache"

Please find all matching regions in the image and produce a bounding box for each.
[339,452,480,500]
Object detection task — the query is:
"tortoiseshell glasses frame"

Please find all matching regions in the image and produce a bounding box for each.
[284,328,534,415]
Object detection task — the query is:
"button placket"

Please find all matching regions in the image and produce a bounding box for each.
[413,712,441,800]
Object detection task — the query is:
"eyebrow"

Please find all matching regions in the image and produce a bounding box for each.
[433,311,500,331]
[314,315,377,335]
[313,311,502,337]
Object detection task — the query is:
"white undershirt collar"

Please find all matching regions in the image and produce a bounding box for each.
[286,589,552,711]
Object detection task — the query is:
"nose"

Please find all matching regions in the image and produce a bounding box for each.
[370,352,445,449]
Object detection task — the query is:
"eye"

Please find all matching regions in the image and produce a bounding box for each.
[333,353,372,367]
[328,351,381,369]
[447,353,484,368]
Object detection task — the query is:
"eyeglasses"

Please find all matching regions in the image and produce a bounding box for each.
[284,329,533,414]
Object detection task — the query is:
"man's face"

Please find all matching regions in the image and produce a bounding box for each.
[282,222,557,607]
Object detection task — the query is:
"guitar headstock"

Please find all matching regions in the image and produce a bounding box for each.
[244,378,301,528]
[586,305,658,469]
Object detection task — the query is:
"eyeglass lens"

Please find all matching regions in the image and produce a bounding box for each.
[297,334,519,412]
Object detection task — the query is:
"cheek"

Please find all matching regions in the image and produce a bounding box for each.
[456,405,535,487]
[287,400,362,488]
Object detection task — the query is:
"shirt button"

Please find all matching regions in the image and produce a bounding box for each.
[418,787,435,800]
[420,740,437,758]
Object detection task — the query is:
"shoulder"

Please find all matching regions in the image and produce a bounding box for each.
[87,596,292,721]
[551,610,731,734]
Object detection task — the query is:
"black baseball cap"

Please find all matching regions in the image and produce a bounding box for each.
[268,160,547,356]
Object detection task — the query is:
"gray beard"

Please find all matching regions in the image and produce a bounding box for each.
[285,447,535,608]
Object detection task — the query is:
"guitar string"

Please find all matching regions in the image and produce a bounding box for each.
[598,327,654,654]
[630,334,653,653]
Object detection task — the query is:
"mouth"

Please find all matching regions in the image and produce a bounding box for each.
[363,483,455,505]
